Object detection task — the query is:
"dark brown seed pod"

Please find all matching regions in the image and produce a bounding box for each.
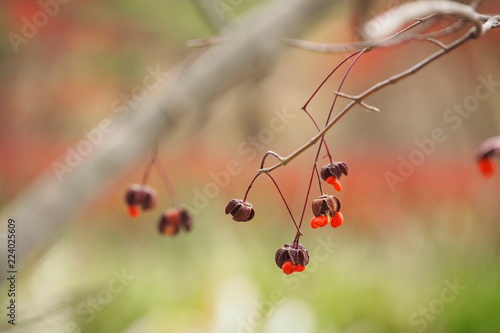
[225,198,255,222]
[312,194,341,218]
[320,162,349,181]
[477,136,500,160]
[158,207,193,236]
[125,184,158,217]
[476,136,500,177]
[275,242,309,268]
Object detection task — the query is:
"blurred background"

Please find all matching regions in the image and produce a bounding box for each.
[1,0,500,332]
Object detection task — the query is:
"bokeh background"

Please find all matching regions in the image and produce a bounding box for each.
[1,0,500,332]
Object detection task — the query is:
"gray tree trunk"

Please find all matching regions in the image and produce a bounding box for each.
[0,0,339,277]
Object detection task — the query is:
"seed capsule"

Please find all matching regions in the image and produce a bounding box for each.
[321,162,348,191]
[476,136,500,177]
[124,184,158,217]
[225,198,255,222]
[275,242,309,274]
[310,194,344,229]
[321,162,348,180]
[312,194,341,218]
[158,208,192,236]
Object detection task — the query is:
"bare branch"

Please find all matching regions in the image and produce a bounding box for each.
[333,91,380,112]
[259,19,496,174]
[284,18,429,53]
[425,37,448,50]
[362,1,484,40]
[287,0,493,54]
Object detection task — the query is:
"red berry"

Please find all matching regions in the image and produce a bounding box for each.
[282,261,294,275]
[295,264,306,272]
[331,211,344,228]
[128,205,139,218]
[310,215,328,228]
[478,158,495,177]
[326,176,342,191]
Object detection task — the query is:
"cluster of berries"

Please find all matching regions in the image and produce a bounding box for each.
[226,161,348,274]
[222,133,500,275]
[124,153,192,236]
[125,184,192,236]
[309,162,348,229]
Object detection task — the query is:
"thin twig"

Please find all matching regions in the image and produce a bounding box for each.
[264,173,302,235]
[140,143,157,185]
[298,165,317,231]
[416,0,487,41]
[297,48,366,229]
[243,173,261,202]
[333,91,380,112]
[299,50,363,168]
[260,151,284,170]
[259,24,486,174]
[426,38,448,50]
[301,108,333,162]
[154,157,180,208]
[285,13,428,53]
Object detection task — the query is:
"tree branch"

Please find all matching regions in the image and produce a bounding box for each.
[259,18,497,174]
[286,0,496,53]
[0,0,339,275]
